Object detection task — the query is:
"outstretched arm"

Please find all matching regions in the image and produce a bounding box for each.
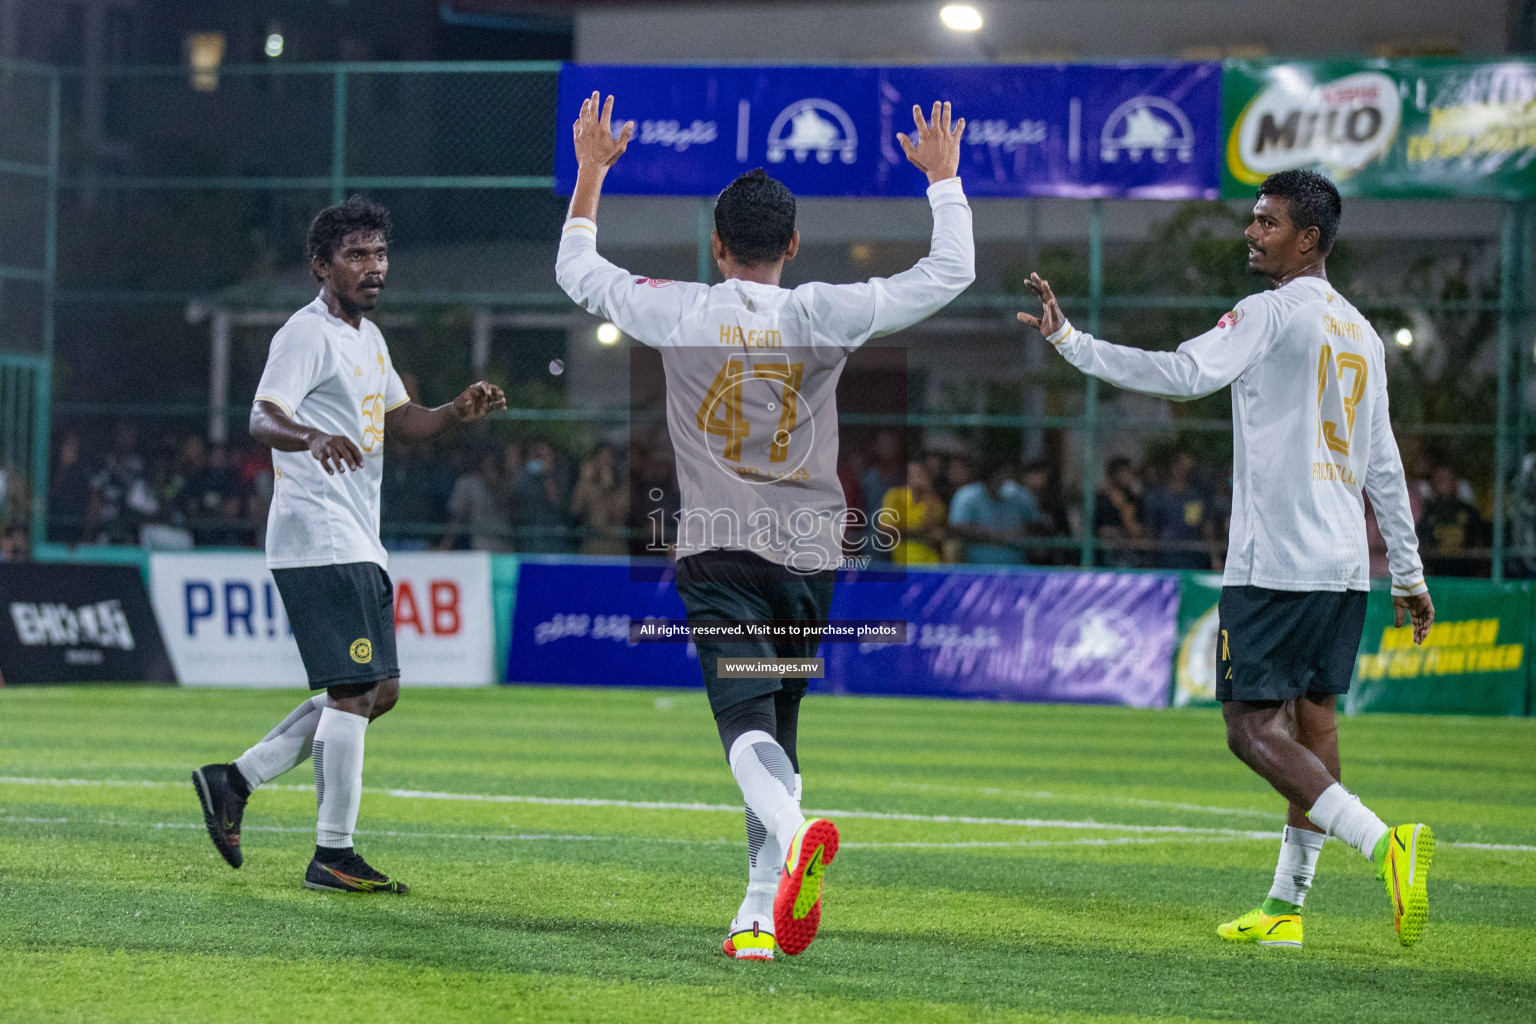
[385,382,506,442]
[1018,274,1272,401]
[809,102,974,348]
[555,90,705,346]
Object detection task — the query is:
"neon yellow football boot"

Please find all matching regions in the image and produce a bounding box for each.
[723,917,775,961]
[1379,823,1434,946]
[1217,906,1303,948]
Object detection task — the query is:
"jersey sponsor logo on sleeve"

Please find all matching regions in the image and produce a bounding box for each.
[1217,308,1245,329]
[635,277,677,288]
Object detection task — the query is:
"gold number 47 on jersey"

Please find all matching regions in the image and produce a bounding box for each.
[1317,343,1367,456]
[696,358,804,463]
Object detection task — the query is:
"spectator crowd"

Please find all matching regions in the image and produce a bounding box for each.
[0,420,1512,579]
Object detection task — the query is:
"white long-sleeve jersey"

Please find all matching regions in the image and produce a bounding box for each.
[556,177,975,572]
[1049,275,1426,596]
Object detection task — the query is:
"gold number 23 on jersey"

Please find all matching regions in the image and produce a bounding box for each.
[1316,343,1366,456]
[696,358,804,463]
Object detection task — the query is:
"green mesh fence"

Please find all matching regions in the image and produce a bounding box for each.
[4,60,1531,571]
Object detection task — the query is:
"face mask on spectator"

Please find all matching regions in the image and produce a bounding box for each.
[526,460,546,474]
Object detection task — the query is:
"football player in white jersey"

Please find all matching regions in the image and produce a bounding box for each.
[557,93,973,958]
[193,196,505,893]
[1018,170,1438,948]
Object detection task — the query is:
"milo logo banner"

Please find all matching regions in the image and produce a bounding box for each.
[1223,58,1536,199]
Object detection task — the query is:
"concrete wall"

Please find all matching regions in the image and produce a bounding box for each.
[575,1,1508,64]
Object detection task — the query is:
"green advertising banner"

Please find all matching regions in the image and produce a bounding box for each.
[1222,58,1536,199]
[1172,573,1532,714]
[1173,573,1223,707]
[1348,580,1531,716]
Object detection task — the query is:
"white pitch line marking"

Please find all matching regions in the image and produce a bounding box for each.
[884,780,1280,820]
[843,836,1263,850]
[383,787,1276,837]
[1,776,1531,852]
[2,815,1262,851]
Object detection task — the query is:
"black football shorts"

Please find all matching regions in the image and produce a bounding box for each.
[1216,585,1368,703]
[271,561,399,690]
[674,549,835,716]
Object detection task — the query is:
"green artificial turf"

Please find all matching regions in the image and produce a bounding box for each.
[1,685,1532,1023]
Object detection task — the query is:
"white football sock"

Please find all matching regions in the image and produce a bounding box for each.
[1307,782,1389,861]
[1268,825,1327,907]
[728,730,805,858]
[312,707,368,849]
[735,773,803,925]
[234,694,327,790]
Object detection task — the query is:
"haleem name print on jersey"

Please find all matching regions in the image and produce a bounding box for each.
[717,325,784,348]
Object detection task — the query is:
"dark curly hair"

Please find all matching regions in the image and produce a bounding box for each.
[714,169,796,267]
[1257,169,1341,254]
[306,195,392,280]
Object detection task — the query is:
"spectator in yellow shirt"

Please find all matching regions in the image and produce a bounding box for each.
[881,460,947,564]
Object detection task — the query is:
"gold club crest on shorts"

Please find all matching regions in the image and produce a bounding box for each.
[349,638,373,664]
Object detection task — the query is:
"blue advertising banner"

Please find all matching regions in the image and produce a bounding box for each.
[507,560,1177,707]
[507,560,701,690]
[555,63,1220,198]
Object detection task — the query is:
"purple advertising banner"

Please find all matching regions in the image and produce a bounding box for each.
[824,567,1178,706]
[508,559,1177,708]
[555,63,1220,198]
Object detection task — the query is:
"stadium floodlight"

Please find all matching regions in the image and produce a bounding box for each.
[264,34,284,58]
[596,322,621,345]
[1394,327,1413,349]
[939,4,984,31]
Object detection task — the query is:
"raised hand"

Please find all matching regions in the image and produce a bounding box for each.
[572,92,634,171]
[896,101,965,185]
[452,381,508,423]
[1015,272,1067,339]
